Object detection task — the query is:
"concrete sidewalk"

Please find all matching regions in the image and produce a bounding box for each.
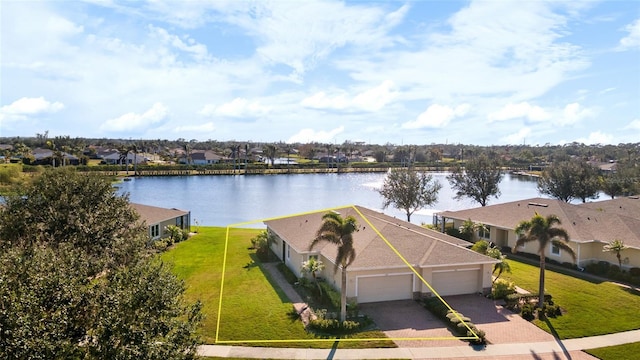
[197,329,640,359]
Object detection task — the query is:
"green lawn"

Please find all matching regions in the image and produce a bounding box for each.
[161,227,394,348]
[586,341,640,360]
[500,258,640,339]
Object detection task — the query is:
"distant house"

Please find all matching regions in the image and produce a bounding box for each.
[130,203,190,240]
[31,148,80,166]
[437,196,640,270]
[188,150,226,165]
[101,152,149,165]
[265,206,497,303]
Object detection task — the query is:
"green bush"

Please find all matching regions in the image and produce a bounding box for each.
[307,319,363,334]
[630,267,640,277]
[521,303,535,321]
[491,279,516,299]
[319,282,341,309]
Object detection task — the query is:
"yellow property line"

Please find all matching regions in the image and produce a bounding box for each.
[215,205,479,344]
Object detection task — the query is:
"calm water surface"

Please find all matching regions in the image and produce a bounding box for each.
[117,172,546,226]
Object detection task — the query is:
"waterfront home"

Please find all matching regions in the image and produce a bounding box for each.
[265,205,498,304]
[437,196,640,270]
[131,203,190,240]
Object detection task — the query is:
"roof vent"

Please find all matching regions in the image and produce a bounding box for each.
[528,202,548,207]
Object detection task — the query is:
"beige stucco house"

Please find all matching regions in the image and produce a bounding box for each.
[130,203,190,240]
[265,206,498,304]
[437,196,640,270]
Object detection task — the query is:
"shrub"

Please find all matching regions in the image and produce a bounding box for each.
[307,318,363,335]
[630,267,640,277]
[319,282,341,309]
[491,279,516,299]
[521,303,535,321]
[468,327,486,345]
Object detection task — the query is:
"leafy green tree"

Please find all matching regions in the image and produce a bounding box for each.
[301,257,325,296]
[537,160,599,203]
[603,239,628,269]
[514,213,576,309]
[447,154,503,206]
[0,168,201,359]
[378,168,442,222]
[309,212,359,321]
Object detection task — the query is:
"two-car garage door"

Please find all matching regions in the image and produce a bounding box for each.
[356,268,481,303]
[357,274,413,303]
[431,268,480,297]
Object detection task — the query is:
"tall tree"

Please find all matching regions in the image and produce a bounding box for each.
[309,212,359,321]
[537,160,599,203]
[447,154,503,206]
[514,213,576,309]
[0,168,201,358]
[603,239,628,269]
[378,169,442,222]
[262,144,278,168]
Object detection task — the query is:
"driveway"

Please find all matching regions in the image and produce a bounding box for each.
[360,294,556,347]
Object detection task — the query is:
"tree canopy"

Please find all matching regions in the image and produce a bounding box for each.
[378,168,442,222]
[447,154,503,207]
[0,168,201,359]
[537,160,600,203]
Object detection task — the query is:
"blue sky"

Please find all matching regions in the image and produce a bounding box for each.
[1,0,639,146]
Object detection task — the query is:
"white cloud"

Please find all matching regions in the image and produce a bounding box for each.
[200,98,270,118]
[624,119,640,130]
[301,81,397,112]
[100,102,168,132]
[287,126,344,143]
[352,80,398,112]
[1,97,64,115]
[148,25,210,62]
[618,18,640,50]
[501,127,531,144]
[401,104,470,129]
[488,102,550,122]
[574,131,614,145]
[300,91,350,110]
[561,103,595,125]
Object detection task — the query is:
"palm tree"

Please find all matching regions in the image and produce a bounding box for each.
[301,257,325,296]
[603,239,628,269]
[514,213,576,309]
[262,144,277,167]
[309,212,359,321]
[486,247,511,283]
[459,218,488,242]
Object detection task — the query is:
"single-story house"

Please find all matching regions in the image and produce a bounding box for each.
[130,203,191,240]
[436,196,640,270]
[265,206,498,304]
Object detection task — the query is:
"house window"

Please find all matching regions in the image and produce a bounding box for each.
[479,226,490,240]
[151,224,160,238]
[308,254,318,261]
[551,243,560,256]
[287,245,290,259]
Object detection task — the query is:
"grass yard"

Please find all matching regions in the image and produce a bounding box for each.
[161,227,394,348]
[500,258,640,339]
[586,341,640,359]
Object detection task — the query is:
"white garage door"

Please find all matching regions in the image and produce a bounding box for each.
[431,269,480,296]
[357,274,413,303]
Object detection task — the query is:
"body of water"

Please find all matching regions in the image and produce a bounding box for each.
[116,172,551,226]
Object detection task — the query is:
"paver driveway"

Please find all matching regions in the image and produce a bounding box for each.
[360,294,555,347]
